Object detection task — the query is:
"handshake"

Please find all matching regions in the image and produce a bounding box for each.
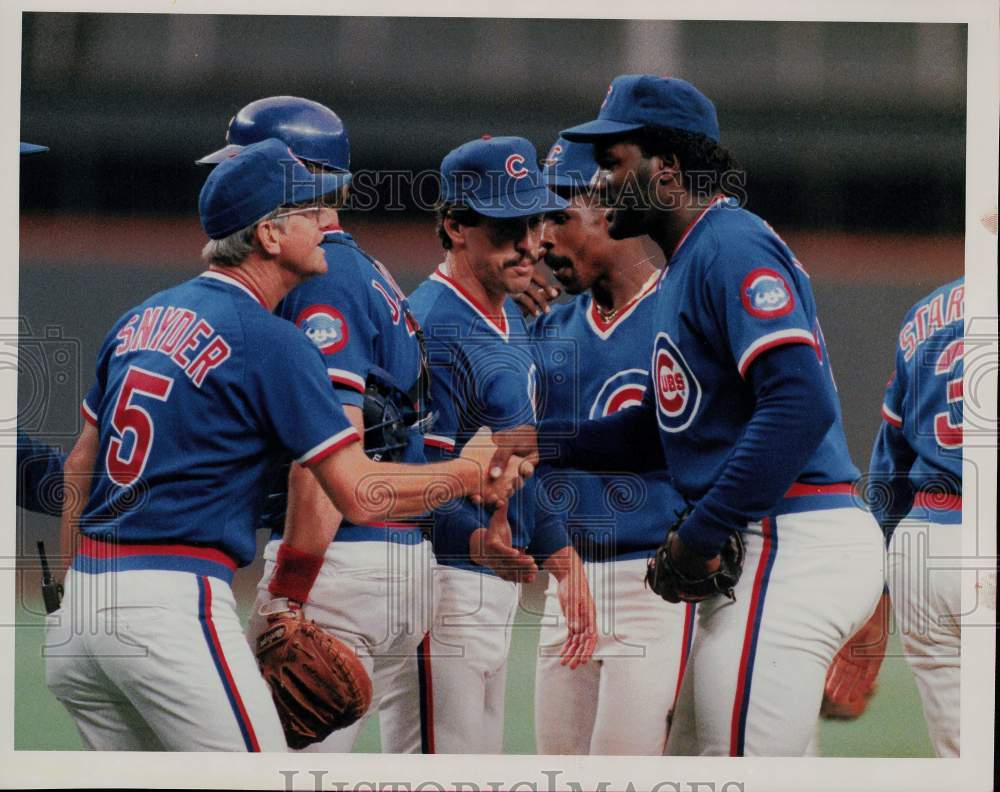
[459,424,540,508]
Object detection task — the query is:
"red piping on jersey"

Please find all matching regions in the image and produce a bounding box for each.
[203,269,267,308]
[301,430,361,467]
[913,492,962,511]
[737,333,818,379]
[431,268,508,336]
[587,271,660,333]
[330,373,366,393]
[80,401,98,427]
[424,436,457,451]
[658,195,729,284]
[321,224,345,234]
[881,405,903,429]
[783,482,855,499]
[77,534,238,570]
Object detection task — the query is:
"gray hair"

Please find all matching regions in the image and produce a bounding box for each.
[201,206,287,268]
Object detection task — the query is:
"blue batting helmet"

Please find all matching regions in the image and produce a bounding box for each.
[197,96,351,175]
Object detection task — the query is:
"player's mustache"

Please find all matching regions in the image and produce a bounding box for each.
[543,252,572,272]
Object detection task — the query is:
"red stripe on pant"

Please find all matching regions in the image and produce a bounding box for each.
[197,576,261,751]
[417,632,435,753]
[665,602,696,748]
[729,518,777,756]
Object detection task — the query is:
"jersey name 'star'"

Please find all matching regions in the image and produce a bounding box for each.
[870,277,964,512]
[532,274,688,561]
[270,228,428,542]
[80,272,357,566]
[651,197,858,499]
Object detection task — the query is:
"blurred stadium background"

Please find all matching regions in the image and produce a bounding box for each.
[14,14,964,755]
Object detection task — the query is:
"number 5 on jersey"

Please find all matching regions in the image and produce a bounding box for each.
[106,366,175,486]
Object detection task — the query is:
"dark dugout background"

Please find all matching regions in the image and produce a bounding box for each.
[14,15,966,753]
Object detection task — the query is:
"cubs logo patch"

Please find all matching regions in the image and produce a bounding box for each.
[505,154,528,180]
[297,305,349,354]
[741,268,794,319]
[589,368,648,420]
[652,333,701,433]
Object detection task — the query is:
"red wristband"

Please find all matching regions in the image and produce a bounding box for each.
[268,543,325,604]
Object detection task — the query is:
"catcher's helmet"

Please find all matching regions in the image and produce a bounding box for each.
[197,96,350,174]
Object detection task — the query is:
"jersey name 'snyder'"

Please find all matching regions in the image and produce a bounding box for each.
[532,275,688,561]
[650,197,858,499]
[80,272,357,566]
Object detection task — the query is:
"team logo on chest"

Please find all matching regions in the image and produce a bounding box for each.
[652,333,701,432]
[589,369,648,420]
[741,268,795,318]
[297,305,349,354]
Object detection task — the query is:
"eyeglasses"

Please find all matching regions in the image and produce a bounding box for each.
[271,206,328,222]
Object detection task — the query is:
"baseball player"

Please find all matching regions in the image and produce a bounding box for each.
[494,75,885,756]
[867,271,967,756]
[199,95,444,753]
[16,142,65,516]
[381,135,595,754]
[529,137,692,755]
[44,139,517,752]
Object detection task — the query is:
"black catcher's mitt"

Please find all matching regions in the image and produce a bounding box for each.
[645,509,745,604]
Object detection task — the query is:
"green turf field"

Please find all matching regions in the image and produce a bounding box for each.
[15,597,933,756]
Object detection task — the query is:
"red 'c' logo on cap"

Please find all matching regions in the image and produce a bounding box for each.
[600,83,613,109]
[505,154,528,179]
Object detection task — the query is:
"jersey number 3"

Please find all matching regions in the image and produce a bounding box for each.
[934,339,963,450]
[106,366,175,486]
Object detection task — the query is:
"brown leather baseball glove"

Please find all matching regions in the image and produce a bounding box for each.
[255,602,373,749]
[821,590,890,720]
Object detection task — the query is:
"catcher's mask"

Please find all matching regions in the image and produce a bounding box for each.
[362,365,433,462]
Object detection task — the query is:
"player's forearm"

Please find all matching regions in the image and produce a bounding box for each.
[58,425,98,572]
[678,343,836,557]
[867,422,917,541]
[538,397,664,473]
[541,544,581,582]
[286,462,343,555]
[311,443,479,525]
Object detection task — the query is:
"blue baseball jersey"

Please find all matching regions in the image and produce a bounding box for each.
[649,196,859,499]
[532,274,688,561]
[409,267,567,571]
[273,227,428,543]
[869,278,963,529]
[79,271,359,567]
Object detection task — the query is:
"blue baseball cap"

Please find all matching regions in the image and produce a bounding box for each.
[439,135,568,218]
[561,74,719,143]
[541,137,601,190]
[20,142,48,155]
[198,138,348,240]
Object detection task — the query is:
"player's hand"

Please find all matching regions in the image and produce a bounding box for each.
[821,591,890,720]
[513,269,561,318]
[469,502,538,583]
[483,425,539,497]
[553,550,597,669]
[667,531,721,577]
[461,427,533,507]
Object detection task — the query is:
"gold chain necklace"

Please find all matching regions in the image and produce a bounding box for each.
[594,280,649,322]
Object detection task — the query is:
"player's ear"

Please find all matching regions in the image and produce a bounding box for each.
[444,215,466,248]
[254,219,284,256]
[652,153,681,187]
